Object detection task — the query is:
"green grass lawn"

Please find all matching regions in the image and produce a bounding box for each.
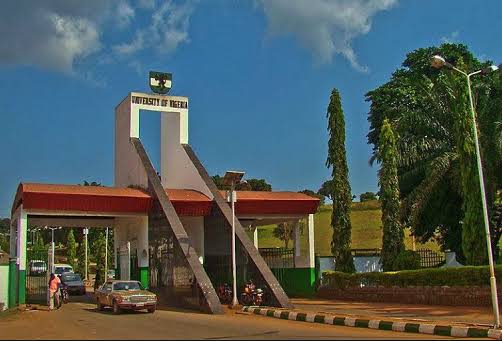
[252,201,440,256]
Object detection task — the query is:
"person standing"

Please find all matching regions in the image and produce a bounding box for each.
[48,273,60,311]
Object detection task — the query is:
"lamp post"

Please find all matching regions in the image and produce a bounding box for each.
[47,226,62,273]
[105,227,109,280]
[223,170,246,307]
[83,228,89,281]
[431,55,501,328]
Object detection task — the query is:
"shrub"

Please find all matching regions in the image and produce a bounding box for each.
[392,250,421,271]
[321,265,502,289]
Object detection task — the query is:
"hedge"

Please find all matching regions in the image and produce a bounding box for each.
[321,265,502,288]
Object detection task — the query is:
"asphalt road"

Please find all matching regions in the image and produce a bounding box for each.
[0,300,455,340]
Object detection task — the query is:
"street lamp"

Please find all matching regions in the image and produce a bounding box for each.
[45,226,62,273]
[223,170,245,307]
[432,55,501,328]
[83,228,89,280]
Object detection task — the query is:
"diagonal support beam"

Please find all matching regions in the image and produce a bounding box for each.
[131,137,223,314]
[183,144,292,309]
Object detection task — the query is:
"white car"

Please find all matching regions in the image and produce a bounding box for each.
[29,260,47,275]
[54,263,73,276]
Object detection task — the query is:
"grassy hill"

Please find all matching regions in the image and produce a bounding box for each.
[254,200,439,256]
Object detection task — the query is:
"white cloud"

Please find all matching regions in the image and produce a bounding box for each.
[0,0,193,75]
[0,0,395,77]
[138,0,156,10]
[113,31,145,55]
[113,1,194,57]
[258,0,398,71]
[441,31,459,44]
[116,1,135,28]
[0,1,109,73]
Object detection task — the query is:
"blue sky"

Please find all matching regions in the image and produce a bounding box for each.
[1,0,502,217]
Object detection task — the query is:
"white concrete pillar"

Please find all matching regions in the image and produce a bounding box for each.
[307,213,315,268]
[294,215,315,269]
[114,94,148,188]
[253,227,259,249]
[137,216,149,268]
[16,208,27,272]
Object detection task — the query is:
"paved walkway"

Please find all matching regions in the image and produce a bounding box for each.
[291,298,497,328]
[1,300,446,339]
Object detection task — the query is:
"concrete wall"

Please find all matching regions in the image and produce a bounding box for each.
[161,112,213,199]
[114,216,149,270]
[115,94,148,188]
[318,256,382,274]
[0,265,8,310]
[180,216,204,264]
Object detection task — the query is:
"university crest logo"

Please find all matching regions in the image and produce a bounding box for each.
[149,71,172,95]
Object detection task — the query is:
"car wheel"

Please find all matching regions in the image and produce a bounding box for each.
[97,299,103,311]
[112,300,121,315]
[147,306,156,314]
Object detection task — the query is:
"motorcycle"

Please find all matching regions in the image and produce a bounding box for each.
[240,281,264,306]
[56,286,69,309]
[216,283,233,304]
[61,286,69,304]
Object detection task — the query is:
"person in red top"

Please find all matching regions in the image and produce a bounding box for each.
[48,273,61,311]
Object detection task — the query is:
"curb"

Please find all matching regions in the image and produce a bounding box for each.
[242,306,502,339]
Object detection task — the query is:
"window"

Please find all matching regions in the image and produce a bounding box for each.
[62,273,81,282]
[113,281,142,291]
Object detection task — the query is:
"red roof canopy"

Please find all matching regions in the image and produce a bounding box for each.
[12,183,319,217]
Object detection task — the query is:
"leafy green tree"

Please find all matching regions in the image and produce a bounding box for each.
[211,175,225,189]
[0,218,10,253]
[76,238,88,277]
[377,119,404,271]
[246,179,272,191]
[29,233,48,262]
[298,189,325,206]
[366,43,502,263]
[82,180,102,186]
[326,88,355,273]
[447,65,486,265]
[93,232,107,289]
[0,218,10,235]
[318,180,334,201]
[211,175,272,191]
[66,229,77,270]
[360,192,378,202]
[273,221,302,249]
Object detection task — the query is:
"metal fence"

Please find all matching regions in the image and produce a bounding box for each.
[416,248,445,268]
[258,248,295,269]
[148,201,205,310]
[26,248,50,305]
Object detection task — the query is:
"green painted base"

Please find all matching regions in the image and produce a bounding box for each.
[271,267,317,297]
[18,270,26,305]
[8,260,17,308]
[139,267,149,289]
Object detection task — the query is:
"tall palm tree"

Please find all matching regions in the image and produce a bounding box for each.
[366,43,502,263]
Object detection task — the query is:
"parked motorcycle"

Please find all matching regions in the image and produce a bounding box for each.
[216,283,233,304]
[240,281,264,306]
